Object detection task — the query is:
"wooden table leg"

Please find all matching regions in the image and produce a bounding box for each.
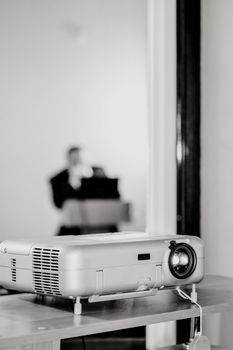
[8,340,60,350]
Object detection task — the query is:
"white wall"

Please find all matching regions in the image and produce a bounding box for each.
[202,0,233,347]
[0,0,147,240]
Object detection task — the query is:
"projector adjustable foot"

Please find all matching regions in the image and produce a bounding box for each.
[73,289,158,314]
[191,283,197,303]
[74,297,82,315]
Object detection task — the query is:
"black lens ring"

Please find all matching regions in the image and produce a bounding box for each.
[168,243,197,279]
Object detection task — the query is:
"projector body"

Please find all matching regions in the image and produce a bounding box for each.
[0,232,204,313]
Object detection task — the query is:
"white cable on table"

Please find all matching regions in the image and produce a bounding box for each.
[176,286,202,335]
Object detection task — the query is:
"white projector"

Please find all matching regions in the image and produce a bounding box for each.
[0,232,204,314]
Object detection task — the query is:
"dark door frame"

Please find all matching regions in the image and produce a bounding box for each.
[176,0,201,344]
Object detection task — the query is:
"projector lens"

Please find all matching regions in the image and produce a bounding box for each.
[168,242,197,279]
[172,252,189,267]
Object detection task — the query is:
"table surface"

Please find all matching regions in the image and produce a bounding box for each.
[0,275,233,349]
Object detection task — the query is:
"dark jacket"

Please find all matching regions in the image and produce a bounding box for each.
[49,169,81,209]
[49,166,109,209]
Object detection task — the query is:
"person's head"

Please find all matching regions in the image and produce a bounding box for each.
[67,146,82,167]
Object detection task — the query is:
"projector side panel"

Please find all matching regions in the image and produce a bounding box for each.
[59,264,162,297]
[59,241,165,270]
[0,266,34,292]
[0,248,34,292]
[98,264,161,295]
[59,269,97,297]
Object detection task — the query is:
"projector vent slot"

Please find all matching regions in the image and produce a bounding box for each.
[11,258,16,282]
[32,247,61,296]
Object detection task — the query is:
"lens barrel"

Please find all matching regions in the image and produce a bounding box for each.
[168,242,197,279]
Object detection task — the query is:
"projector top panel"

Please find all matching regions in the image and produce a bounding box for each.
[74,232,199,245]
[0,232,202,256]
[1,232,199,246]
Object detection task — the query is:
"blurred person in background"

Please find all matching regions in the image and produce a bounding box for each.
[50,146,94,210]
[50,146,106,209]
[49,146,109,235]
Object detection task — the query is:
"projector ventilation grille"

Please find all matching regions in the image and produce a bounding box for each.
[11,258,16,282]
[32,247,61,296]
